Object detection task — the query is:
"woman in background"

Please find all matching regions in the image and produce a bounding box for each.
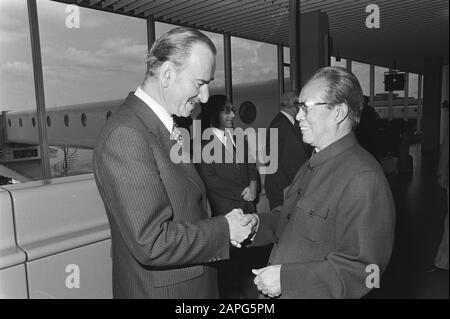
[196,94,261,298]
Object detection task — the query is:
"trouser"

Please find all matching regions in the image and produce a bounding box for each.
[435,188,449,270]
[217,246,272,299]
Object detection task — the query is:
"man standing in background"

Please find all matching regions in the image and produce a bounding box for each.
[264,91,310,212]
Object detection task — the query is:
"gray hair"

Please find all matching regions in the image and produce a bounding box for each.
[309,66,363,129]
[146,27,216,77]
[280,91,299,111]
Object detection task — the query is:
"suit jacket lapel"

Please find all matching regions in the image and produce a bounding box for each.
[125,93,207,200]
[222,139,241,176]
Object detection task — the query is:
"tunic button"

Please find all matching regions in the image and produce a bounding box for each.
[287,213,291,220]
[275,238,280,244]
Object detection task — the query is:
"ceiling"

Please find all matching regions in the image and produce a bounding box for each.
[53,0,449,73]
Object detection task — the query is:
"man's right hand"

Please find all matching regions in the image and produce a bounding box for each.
[225,209,252,248]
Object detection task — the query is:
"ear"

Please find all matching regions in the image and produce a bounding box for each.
[159,61,174,88]
[335,103,349,124]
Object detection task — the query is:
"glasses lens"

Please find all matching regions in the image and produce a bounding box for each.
[223,107,236,114]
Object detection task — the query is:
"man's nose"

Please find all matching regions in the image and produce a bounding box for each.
[296,108,305,121]
[198,85,209,103]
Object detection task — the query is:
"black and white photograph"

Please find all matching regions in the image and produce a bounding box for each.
[0,0,448,305]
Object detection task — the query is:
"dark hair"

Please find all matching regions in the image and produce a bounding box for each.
[198,94,229,131]
[309,66,363,129]
[363,95,370,106]
[146,27,216,77]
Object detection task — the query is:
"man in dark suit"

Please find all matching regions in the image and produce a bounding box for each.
[355,95,380,159]
[252,67,395,298]
[93,27,256,299]
[265,91,310,211]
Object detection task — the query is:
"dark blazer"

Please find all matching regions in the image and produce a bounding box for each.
[196,133,261,299]
[265,112,309,210]
[196,134,260,216]
[93,93,230,299]
[253,133,396,298]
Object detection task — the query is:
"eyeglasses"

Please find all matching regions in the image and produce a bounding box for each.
[296,102,333,115]
[221,106,236,114]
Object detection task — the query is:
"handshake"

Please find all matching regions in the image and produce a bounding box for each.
[224,209,259,248]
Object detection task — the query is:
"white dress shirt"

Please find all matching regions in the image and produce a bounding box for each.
[211,127,235,147]
[134,86,173,133]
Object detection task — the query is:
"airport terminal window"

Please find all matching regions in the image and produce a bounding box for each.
[375,65,405,98]
[374,65,390,118]
[284,67,291,92]
[375,65,390,97]
[37,0,147,179]
[407,73,420,121]
[352,61,370,96]
[284,47,290,91]
[331,56,347,69]
[409,73,419,99]
[374,65,409,120]
[231,37,278,130]
[0,0,40,184]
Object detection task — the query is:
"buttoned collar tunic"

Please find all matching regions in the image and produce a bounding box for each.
[255,132,396,298]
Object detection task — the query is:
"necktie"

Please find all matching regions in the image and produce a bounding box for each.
[224,130,234,151]
[224,131,239,169]
[171,121,184,146]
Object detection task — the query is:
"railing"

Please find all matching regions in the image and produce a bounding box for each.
[0,174,112,298]
[53,148,78,177]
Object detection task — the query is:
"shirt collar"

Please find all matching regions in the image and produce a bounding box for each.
[308,132,357,168]
[211,127,224,142]
[280,111,295,125]
[211,127,235,147]
[134,86,173,133]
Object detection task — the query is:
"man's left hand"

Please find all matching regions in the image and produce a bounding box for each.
[252,265,282,298]
[242,182,257,201]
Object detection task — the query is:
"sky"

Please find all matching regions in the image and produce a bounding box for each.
[0,0,419,112]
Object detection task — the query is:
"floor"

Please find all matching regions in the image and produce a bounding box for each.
[368,143,449,299]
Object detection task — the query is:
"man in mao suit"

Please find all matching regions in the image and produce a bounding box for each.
[93,27,257,299]
[252,67,395,299]
[265,91,310,211]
